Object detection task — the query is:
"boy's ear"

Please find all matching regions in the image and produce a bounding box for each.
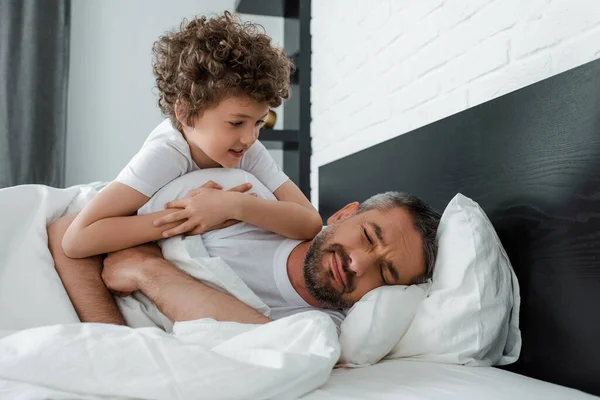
[175,100,190,128]
[327,202,360,225]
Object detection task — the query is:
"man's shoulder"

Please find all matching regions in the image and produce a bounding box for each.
[305,307,346,334]
[316,307,346,325]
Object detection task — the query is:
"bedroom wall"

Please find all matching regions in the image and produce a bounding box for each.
[311,0,600,206]
[66,1,285,186]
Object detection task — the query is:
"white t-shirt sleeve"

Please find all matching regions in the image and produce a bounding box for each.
[239,141,289,193]
[115,141,191,197]
[321,309,345,335]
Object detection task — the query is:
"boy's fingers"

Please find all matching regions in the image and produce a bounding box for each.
[165,199,186,209]
[227,183,252,193]
[162,222,193,238]
[153,210,187,227]
[186,182,223,197]
[200,180,222,189]
[202,219,240,233]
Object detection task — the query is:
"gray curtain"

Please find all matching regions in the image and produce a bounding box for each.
[0,0,70,188]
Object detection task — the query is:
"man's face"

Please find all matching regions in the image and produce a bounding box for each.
[304,205,425,309]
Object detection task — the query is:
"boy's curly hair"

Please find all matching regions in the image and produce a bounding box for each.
[152,11,294,131]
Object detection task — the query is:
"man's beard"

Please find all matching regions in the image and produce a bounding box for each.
[303,224,355,310]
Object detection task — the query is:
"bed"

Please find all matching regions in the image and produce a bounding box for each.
[314,57,600,398]
[0,60,598,400]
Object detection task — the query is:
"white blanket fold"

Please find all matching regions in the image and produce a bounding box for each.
[0,184,340,399]
[0,313,339,400]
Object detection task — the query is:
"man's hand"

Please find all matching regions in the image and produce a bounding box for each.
[102,243,163,297]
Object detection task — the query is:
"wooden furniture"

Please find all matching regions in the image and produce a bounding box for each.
[236,0,312,198]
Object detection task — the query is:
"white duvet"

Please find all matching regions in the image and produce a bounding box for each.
[0,184,340,399]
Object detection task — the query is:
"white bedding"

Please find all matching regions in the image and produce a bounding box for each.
[0,312,339,399]
[0,183,593,400]
[0,183,340,399]
[302,359,597,400]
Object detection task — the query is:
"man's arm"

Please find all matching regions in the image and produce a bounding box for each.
[102,244,272,325]
[47,214,126,325]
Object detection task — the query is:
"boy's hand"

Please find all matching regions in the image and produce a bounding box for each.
[153,180,255,238]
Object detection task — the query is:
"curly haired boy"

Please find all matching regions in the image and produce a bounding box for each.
[60,11,322,260]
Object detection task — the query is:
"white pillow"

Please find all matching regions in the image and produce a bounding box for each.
[387,193,521,366]
[138,168,276,216]
[338,283,429,367]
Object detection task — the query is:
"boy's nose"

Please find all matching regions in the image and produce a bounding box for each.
[240,128,257,146]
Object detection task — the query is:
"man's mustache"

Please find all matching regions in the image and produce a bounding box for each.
[326,243,354,292]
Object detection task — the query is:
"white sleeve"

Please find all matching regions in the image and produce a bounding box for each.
[114,141,191,197]
[322,309,345,335]
[239,140,289,193]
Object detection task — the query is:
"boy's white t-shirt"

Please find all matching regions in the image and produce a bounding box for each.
[115,119,288,197]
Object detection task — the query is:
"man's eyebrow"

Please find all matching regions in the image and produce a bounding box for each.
[230,112,269,119]
[368,222,400,283]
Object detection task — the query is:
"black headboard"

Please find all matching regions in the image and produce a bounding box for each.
[319,59,600,395]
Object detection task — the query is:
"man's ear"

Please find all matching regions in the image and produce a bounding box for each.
[327,202,360,225]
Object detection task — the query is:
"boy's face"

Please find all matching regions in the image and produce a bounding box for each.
[182,96,270,168]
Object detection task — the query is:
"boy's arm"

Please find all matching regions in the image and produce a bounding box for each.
[156,180,322,240]
[233,180,322,240]
[102,244,272,324]
[240,141,322,240]
[62,182,182,258]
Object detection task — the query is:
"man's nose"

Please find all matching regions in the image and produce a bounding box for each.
[348,249,377,277]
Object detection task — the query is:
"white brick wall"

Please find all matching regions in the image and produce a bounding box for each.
[310,0,600,206]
